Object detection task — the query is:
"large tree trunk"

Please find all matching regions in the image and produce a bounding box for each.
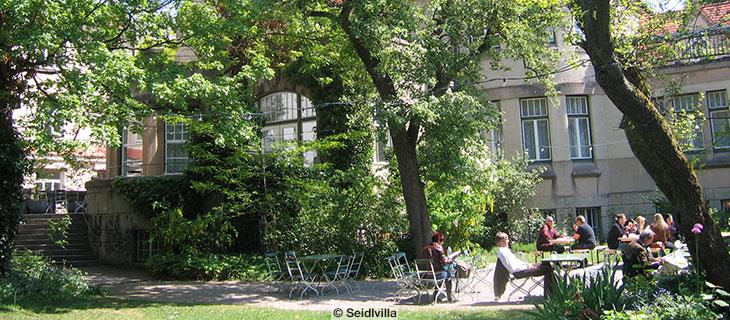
[337,6,433,257]
[575,0,730,287]
[390,125,432,258]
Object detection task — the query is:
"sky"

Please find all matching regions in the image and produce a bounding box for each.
[647,0,686,12]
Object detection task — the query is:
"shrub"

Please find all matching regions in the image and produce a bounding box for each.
[0,250,103,302]
[146,253,269,281]
[530,266,627,319]
[265,159,407,279]
[529,271,583,319]
[605,295,720,320]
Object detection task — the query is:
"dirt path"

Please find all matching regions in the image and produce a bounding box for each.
[81,265,543,312]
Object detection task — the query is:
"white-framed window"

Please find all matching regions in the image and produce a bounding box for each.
[486,126,502,154]
[36,171,62,192]
[375,131,392,164]
[708,90,730,149]
[547,27,557,46]
[165,123,190,175]
[122,127,143,177]
[302,120,317,166]
[483,101,502,154]
[566,96,593,159]
[258,92,317,165]
[259,92,317,123]
[262,124,298,151]
[672,93,704,151]
[521,97,551,161]
[259,92,298,122]
[576,206,602,239]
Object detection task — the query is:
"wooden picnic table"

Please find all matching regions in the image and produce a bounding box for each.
[541,253,590,263]
[549,237,575,245]
[541,253,590,273]
[619,234,639,243]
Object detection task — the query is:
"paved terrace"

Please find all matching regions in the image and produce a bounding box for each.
[82,263,621,311]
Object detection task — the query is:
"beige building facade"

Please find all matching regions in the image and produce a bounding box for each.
[481,4,730,238]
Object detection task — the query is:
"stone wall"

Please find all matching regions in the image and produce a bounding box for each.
[85,179,152,264]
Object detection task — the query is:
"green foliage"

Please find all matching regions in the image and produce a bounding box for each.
[112,176,189,218]
[529,271,583,319]
[531,265,628,319]
[151,207,237,256]
[604,295,719,320]
[0,250,104,302]
[427,183,486,250]
[0,119,29,275]
[478,155,544,248]
[47,215,72,249]
[146,253,268,281]
[265,159,407,278]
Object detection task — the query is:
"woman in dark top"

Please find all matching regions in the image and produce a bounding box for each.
[422,232,454,302]
[607,213,626,250]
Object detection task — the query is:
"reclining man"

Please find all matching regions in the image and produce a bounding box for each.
[494,232,554,299]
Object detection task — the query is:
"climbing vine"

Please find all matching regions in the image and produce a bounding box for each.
[0,117,29,276]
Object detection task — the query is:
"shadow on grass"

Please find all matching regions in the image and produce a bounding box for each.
[0,295,192,315]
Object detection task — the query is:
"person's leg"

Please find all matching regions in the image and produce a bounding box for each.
[554,245,565,253]
[539,262,553,297]
[513,263,553,298]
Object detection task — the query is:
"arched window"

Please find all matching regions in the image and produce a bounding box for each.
[258,92,317,164]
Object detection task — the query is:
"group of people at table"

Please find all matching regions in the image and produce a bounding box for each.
[419,213,678,302]
[538,212,678,276]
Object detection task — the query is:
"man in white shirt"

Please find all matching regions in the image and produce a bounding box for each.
[495,232,554,298]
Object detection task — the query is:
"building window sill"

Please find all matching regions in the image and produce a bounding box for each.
[572,162,601,177]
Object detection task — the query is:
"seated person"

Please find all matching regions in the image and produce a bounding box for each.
[650,213,673,252]
[536,215,565,253]
[607,213,627,250]
[666,214,678,243]
[635,216,647,235]
[624,219,637,235]
[571,215,596,250]
[494,232,554,298]
[623,229,664,278]
[422,232,453,302]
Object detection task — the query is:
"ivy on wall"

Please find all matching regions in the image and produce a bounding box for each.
[112,175,189,218]
[0,117,29,276]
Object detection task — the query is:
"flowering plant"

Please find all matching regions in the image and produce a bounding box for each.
[692,223,704,293]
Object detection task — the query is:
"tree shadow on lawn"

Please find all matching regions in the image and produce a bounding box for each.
[0,296,192,315]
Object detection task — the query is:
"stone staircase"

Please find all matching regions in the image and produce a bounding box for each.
[15,213,96,266]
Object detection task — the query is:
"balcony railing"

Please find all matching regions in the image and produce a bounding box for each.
[664,26,730,64]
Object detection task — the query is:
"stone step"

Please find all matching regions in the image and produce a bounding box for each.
[20,218,87,226]
[15,248,92,256]
[16,231,88,237]
[22,213,87,219]
[15,242,90,251]
[53,259,98,267]
[16,233,88,240]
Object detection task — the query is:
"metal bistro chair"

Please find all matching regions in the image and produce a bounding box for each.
[387,254,421,301]
[264,251,287,292]
[344,252,364,292]
[283,251,319,299]
[455,254,494,301]
[63,191,87,214]
[495,258,544,302]
[323,255,354,295]
[413,259,449,304]
[394,252,412,275]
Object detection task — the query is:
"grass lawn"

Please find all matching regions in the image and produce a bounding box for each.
[0,296,534,320]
